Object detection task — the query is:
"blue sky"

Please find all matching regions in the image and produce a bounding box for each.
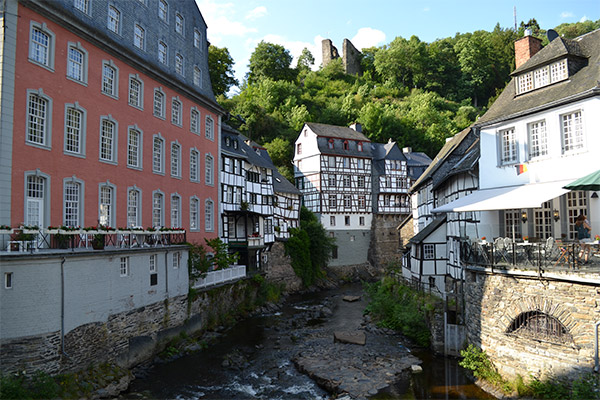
[195,0,599,94]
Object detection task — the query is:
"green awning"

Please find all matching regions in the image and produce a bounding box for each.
[563,169,600,191]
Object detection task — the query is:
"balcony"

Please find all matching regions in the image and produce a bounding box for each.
[1,227,187,254]
[192,265,247,289]
[461,237,600,275]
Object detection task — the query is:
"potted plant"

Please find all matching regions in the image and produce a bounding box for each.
[54,233,70,249]
[240,201,249,211]
[92,233,105,250]
[523,236,529,243]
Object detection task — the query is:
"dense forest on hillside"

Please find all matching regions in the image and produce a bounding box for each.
[209,19,599,181]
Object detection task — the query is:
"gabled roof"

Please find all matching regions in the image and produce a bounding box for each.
[410,127,473,193]
[221,123,248,159]
[403,151,432,167]
[408,216,446,244]
[239,135,274,169]
[273,170,301,195]
[371,141,407,161]
[477,29,600,126]
[306,122,370,142]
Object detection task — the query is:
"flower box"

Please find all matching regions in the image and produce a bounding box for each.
[0,229,14,235]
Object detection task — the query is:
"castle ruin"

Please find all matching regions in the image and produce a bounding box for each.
[322,38,362,75]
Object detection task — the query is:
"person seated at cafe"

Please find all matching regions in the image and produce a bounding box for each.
[575,213,592,263]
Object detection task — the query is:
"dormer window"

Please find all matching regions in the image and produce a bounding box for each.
[343,140,349,150]
[516,59,568,95]
[328,139,334,149]
[357,142,363,152]
[225,136,230,146]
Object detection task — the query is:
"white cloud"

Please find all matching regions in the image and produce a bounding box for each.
[195,0,256,45]
[580,15,589,22]
[246,6,267,20]
[351,27,386,51]
[560,11,574,18]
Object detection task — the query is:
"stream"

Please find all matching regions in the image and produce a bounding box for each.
[125,283,494,399]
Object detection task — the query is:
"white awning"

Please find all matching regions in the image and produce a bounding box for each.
[431,180,572,213]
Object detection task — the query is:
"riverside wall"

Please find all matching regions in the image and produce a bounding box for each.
[464,269,600,381]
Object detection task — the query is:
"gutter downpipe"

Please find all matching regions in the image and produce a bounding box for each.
[595,320,600,373]
[61,256,68,357]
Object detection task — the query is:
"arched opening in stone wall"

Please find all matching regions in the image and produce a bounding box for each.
[506,310,573,344]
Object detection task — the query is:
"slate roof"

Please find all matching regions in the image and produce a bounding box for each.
[221,123,248,159]
[408,216,446,244]
[240,135,274,169]
[306,122,370,141]
[272,170,301,195]
[476,29,600,127]
[371,141,407,175]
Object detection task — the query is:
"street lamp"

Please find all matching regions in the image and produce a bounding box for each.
[521,211,528,223]
[553,209,560,222]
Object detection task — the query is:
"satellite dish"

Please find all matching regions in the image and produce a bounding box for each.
[547,29,559,42]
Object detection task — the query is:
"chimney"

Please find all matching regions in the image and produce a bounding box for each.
[514,30,542,69]
[402,147,412,153]
[349,122,362,133]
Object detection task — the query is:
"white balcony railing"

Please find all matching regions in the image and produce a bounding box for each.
[193,265,247,289]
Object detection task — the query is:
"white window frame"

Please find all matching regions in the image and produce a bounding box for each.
[172,252,180,269]
[158,41,168,64]
[120,257,129,277]
[158,0,168,22]
[128,75,144,109]
[99,116,118,164]
[29,22,55,71]
[205,115,214,140]
[64,103,86,157]
[193,66,202,87]
[175,12,184,35]
[101,60,119,98]
[63,177,84,228]
[26,89,53,150]
[150,254,157,273]
[152,134,165,174]
[190,108,200,134]
[561,110,584,154]
[134,24,145,50]
[74,0,89,14]
[194,29,202,49]
[127,126,143,169]
[170,141,181,178]
[423,244,435,260]
[205,199,214,232]
[171,97,182,126]
[171,193,181,228]
[175,53,184,75]
[98,182,115,227]
[205,154,214,185]
[24,172,49,229]
[127,187,142,228]
[4,272,13,289]
[107,5,120,34]
[190,148,200,182]
[152,190,164,227]
[527,120,547,160]
[190,196,199,231]
[498,127,517,165]
[66,42,88,84]
[153,88,165,118]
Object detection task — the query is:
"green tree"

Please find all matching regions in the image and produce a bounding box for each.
[296,47,315,72]
[208,45,239,97]
[247,41,297,84]
[263,137,294,181]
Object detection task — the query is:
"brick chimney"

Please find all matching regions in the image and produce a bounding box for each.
[514,31,543,69]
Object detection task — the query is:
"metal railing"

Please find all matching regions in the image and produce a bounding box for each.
[192,265,247,288]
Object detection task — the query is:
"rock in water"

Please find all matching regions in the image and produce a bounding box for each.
[342,295,361,302]
[334,331,366,345]
[411,364,423,373]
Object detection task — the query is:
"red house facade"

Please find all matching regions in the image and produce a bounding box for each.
[1,0,223,244]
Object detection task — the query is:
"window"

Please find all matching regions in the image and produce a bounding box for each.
[127,127,142,168]
[528,120,547,159]
[120,257,129,277]
[29,23,54,69]
[158,41,168,64]
[328,194,337,208]
[345,216,350,226]
[152,191,163,227]
[107,6,120,34]
[153,89,165,118]
[63,180,81,227]
[171,98,182,125]
[175,53,183,75]
[128,76,143,108]
[194,29,202,48]
[190,197,199,230]
[127,188,141,227]
[533,67,549,88]
[150,254,157,273]
[152,135,164,173]
[499,127,517,165]
[170,142,180,177]
[4,272,13,289]
[357,158,364,169]
[99,117,117,162]
[205,199,214,231]
[173,252,180,269]
[357,176,365,188]
[550,59,568,83]
[343,195,351,208]
[74,0,89,14]
[328,156,335,168]
[343,140,349,150]
[517,59,569,95]
[517,73,533,94]
[25,174,47,228]
[507,311,571,344]
[350,235,355,242]
[297,143,302,155]
[190,108,200,133]
[328,174,336,187]
[423,244,434,260]
[99,184,114,227]
[64,105,85,155]
[561,110,584,153]
[330,216,336,226]
[67,44,87,83]
[190,149,199,181]
[359,216,365,226]
[342,157,349,168]
[171,194,181,228]
[193,66,202,87]
[158,0,168,21]
[358,195,366,209]
[175,13,184,34]
[357,142,363,152]
[26,91,51,148]
[205,155,213,185]
[205,116,214,140]
[343,175,351,187]
[265,219,273,235]
[328,139,334,149]
[102,61,118,97]
[134,24,145,49]
[504,209,522,239]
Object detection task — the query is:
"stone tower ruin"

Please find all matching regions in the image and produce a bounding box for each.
[321,38,362,76]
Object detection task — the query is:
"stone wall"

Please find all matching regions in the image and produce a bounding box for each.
[465,270,600,382]
[342,39,362,76]
[321,39,339,68]
[368,214,406,268]
[264,241,303,292]
[0,280,259,375]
